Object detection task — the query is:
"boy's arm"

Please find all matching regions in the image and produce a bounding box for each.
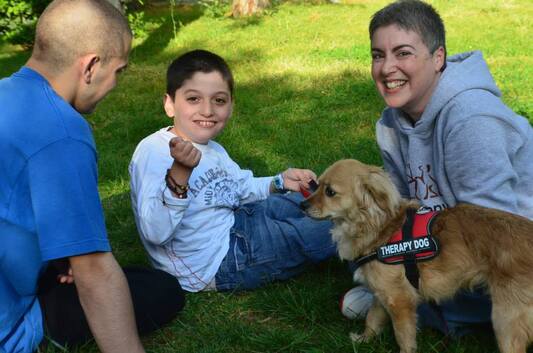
[129,138,193,246]
[216,147,271,204]
[70,252,144,353]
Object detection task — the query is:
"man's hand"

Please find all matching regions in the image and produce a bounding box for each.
[281,168,318,192]
[57,266,74,284]
[49,258,74,284]
[169,137,201,170]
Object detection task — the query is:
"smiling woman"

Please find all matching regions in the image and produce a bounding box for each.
[341,0,533,343]
[370,24,445,121]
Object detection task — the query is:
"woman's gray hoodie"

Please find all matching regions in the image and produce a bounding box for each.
[376,50,533,219]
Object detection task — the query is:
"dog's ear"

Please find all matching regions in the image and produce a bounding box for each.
[358,170,400,216]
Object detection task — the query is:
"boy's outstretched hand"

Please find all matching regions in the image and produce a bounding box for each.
[281,168,318,192]
[169,137,201,170]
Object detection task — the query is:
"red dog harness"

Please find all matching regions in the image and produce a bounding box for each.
[353,208,440,289]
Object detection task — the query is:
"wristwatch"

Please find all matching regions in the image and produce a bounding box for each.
[272,173,285,192]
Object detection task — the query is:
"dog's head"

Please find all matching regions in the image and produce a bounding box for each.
[301,159,403,258]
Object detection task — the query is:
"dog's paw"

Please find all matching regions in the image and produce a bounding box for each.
[349,331,370,343]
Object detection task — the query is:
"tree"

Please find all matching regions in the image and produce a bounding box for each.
[231,0,270,17]
[107,0,125,12]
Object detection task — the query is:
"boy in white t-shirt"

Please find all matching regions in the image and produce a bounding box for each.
[129,49,337,292]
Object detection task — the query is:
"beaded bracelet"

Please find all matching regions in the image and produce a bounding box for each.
[165,169,189,199]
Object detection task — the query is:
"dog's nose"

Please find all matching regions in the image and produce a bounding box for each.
[300,199,310,211]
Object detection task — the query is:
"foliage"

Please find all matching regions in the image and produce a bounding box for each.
[124,1,152,39]
[0,0,151,45]
[0,0,51,46]
[198,0,231,18]
[128,10,149,38]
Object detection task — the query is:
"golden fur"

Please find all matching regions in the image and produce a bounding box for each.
[301,159,533,353]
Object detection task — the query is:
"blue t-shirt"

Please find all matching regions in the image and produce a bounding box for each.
[0,67,111,353]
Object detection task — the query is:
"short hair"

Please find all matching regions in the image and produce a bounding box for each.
[32,0,132,71]
[166,50,234,99]
[369,0,446,56]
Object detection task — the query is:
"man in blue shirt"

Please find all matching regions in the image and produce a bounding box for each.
[0,1,184,352]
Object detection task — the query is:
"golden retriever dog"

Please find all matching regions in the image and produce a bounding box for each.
[300,159,533,353]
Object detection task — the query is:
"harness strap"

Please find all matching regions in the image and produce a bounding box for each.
[352,252,377,268]
[352,208,439,290]
[402,208,420,289]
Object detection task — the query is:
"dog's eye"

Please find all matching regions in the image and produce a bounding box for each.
[325,186,336,197]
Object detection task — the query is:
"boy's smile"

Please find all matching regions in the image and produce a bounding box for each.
[164,71,233,144]
[370,24,444,122]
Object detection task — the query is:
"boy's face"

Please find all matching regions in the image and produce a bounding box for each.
[370,24,444,121]
[164,71,233,144]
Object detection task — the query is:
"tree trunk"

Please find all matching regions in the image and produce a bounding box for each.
[107,0,125,13]
[231,0,270,17]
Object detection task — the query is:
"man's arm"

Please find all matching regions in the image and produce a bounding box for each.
[69,252,145,353]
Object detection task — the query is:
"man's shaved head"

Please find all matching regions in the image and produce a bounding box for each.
[32,0,132,72]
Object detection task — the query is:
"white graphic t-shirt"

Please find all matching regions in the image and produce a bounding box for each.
[129,128,272,291]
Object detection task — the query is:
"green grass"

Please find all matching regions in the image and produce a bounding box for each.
[1,0,532,352]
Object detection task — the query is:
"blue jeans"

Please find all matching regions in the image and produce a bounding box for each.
[417,288,492,337]
[215,193,337,291]
[349,263,492,337]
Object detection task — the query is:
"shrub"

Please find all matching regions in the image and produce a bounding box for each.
[0,0,51,46]
[199,0,231,18]
[0,0,148,46]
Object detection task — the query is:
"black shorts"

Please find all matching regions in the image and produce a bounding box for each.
[37,264,185,348]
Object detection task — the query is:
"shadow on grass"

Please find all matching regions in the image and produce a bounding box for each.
[218,67,384,176]
[229,14,265,29]
[94,56,383,184]
[101,190,150,266]
[131,5,204,64]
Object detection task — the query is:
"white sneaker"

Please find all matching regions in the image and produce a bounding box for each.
[340,286,374,320]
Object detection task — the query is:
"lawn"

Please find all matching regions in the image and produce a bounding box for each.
[1,0,532,352]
